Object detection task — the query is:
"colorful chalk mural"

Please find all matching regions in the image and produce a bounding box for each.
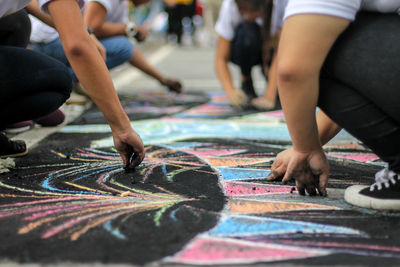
[0,91,398,265]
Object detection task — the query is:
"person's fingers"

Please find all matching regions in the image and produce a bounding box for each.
[124,149,144,171]
[122,145,134,170]
[267,165,284,180]
[296,180,306,196]
[135,149,145,166]
[120,153,129,169]
[127,151,141,170]
[232,97,243,107]
[305,183,317,196]
[166,79,182,94]
[267,170,278,180]
[270,158,281,170]
[238,91,247,102]
[281,166,293,184]
[318,172,328,197]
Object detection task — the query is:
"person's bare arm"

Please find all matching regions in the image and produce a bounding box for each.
[84,1,147,41]
[48,0,144,168]
[268,14,350,195]
[26,0,54,27]
[84,2,126,37]
[26,0,106,60]
[317,110,342,146]
[278,15,349,154]
[215,35,247,107]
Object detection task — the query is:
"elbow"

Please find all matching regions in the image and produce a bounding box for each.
[63,39,90,59]
[277,60,313,89]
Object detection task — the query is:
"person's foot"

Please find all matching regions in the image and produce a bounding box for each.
[0,132,28,158]
[241,76,257,99]
[251,97,275,111]
[162,78,183,94]
[344,168,400,210]
[34,109,65,127]
[5,120,34,134]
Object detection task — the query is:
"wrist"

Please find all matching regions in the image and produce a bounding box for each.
[107,108,131,133]
[125,21,138,38]
[292,144,323,155]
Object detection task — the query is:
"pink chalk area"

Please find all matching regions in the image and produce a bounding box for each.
[182,148,246,157]
[173,237,326,264]
[225,181,295,196]
[328,153,379,162]
[263,110,284,117]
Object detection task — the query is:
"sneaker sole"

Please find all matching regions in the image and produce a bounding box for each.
[0,148,28,159]
[345,185,400,211]
[5,125,32,134]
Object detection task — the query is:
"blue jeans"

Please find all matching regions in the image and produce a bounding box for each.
[30,35,134,81]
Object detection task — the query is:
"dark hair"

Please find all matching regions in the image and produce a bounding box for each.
[234,0,266,10]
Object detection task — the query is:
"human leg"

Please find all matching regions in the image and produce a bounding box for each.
[30,37,77,81]
[230,21,263,99]
[165,4,184,43]
[319,12,400,172]
[0,46,72,127]
[318,12,400,209]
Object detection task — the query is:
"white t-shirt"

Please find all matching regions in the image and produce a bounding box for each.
[215,0,263,41]
[0,0,85,18]
[284,0,400,21]
[30,16,59,43]
[0,0,32,18]
[88,0,129,24]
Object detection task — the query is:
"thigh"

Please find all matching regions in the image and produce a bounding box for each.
[0,46,72,103]
[322,12,400,124]
[319,75,400,171]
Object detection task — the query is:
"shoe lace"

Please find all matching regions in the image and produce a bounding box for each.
[370,168,399,191]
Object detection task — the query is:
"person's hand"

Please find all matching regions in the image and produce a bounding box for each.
[161,77,183,94]
[268,148,329,196]
[267,147,294,181]
[112,127,145,171]
[134,26,148,42]
[251,97,275,111]
[89,34,106,61]
[227,89,248,108]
